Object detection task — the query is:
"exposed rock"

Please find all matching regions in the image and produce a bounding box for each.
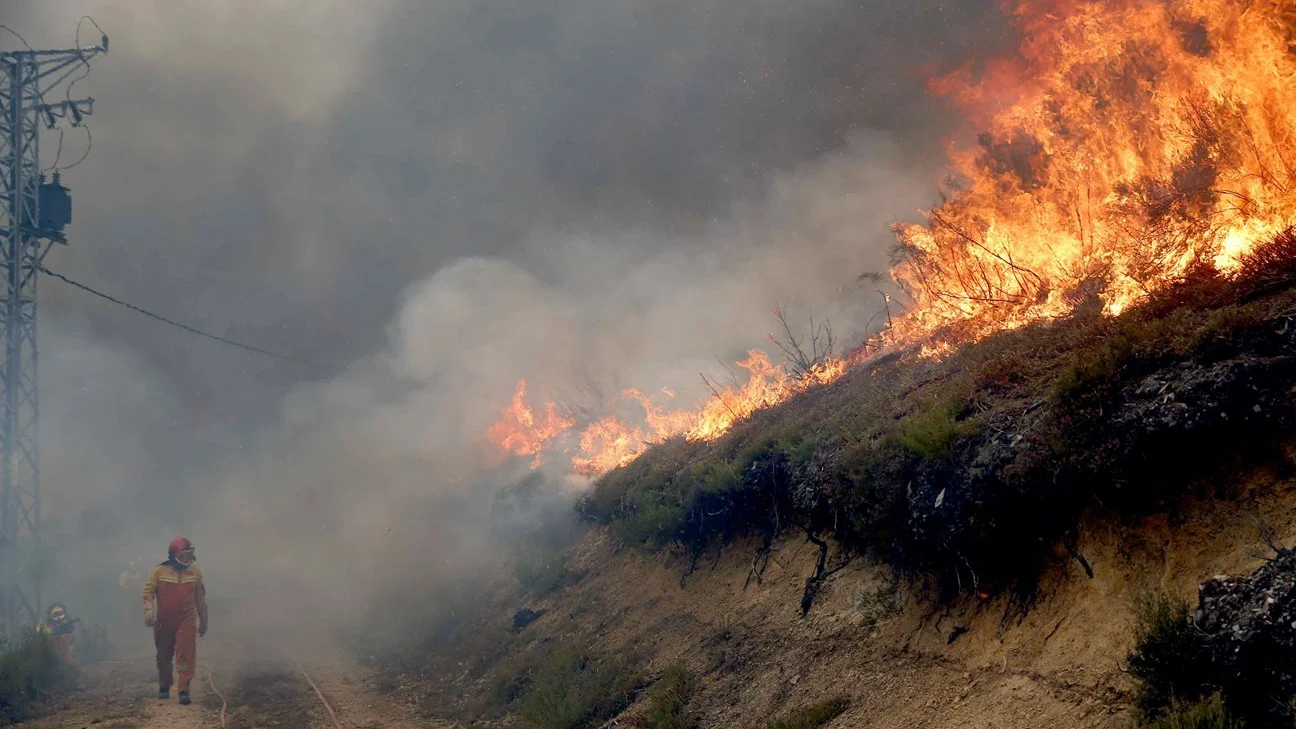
[1194,548,1296,726]
[1116,355,1296,434]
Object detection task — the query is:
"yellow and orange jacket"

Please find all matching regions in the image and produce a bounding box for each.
[37,622,75,664]
[142,560,208,629]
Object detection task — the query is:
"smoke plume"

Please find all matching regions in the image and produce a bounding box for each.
[9,0,1006,652]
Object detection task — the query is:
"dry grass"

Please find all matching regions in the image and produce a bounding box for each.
[1139,694,1241,729]
[766,697,848,729]
[641,665,696,729]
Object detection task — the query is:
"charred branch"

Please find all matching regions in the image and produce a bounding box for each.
[797,528,853,616]
[770,304,836,376]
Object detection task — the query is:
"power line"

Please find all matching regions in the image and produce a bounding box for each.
[75,16,107,49]
[60,125,91,171]
[40,267,317,367]
[44,127,64,173]
[0,25,33,51]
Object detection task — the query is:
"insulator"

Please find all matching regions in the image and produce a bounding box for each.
[38,173,72,236]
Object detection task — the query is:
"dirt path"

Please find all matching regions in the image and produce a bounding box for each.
[290,660,446,729]
[23,649,438,729]
[25,659,222,729]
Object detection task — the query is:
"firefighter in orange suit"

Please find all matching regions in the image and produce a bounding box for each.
[142,537,208,705]
[38,603,76,666]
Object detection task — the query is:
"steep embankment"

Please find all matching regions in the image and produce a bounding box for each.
[379,251,1296,727]
[398,477,1294,728]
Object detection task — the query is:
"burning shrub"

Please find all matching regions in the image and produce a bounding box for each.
[886,0,1296,352]
[495,0,1296,500]
[1233,227,1296,298]
[578,437,703,526]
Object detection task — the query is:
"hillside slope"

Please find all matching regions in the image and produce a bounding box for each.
[377,261,1296,728]
[383,469,1296,728]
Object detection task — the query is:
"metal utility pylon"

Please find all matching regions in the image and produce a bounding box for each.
[0,34,107,636]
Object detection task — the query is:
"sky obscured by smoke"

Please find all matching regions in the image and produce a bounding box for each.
[8,0,1007,646]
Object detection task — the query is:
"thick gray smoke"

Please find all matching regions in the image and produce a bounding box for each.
[9,0,1006,653]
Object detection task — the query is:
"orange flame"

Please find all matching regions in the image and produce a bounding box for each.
[683,351,844,442]
[885,0,1296,348]
[484,380,574,469]
[488,0,1296,477]
[490,353,847,478]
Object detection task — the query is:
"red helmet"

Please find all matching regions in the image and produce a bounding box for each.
[168,537,193,558]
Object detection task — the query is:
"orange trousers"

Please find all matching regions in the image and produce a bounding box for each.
[154,619,196,692]
[52,634,75,666]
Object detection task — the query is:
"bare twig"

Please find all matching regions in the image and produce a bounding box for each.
[700,373,740,422]
[771,303,838,376]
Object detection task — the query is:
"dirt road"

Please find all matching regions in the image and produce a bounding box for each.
[24,652,439,729]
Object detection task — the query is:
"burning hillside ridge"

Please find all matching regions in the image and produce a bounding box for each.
[487,0,1296,477]
[891,0,1296,349]
[489,349,847,476]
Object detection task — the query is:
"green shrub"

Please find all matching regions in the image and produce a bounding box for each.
[490,664,533,708]
[613,500,688,550]
[520,650,639,729]
[775,430,821,470]
[1127,591,1209,716]
[516,551,569,596]
[580,438,702,525]
[895,390,970,460]
[1053,339,1129,399]
[642,665,696,729]
[767,696,848,729]
[612,457,743,551]
[0,630,67,723]
[1139,694,1242,729]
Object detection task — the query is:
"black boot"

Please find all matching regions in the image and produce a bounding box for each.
[159,687,170,700]
[178,692,190,705]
